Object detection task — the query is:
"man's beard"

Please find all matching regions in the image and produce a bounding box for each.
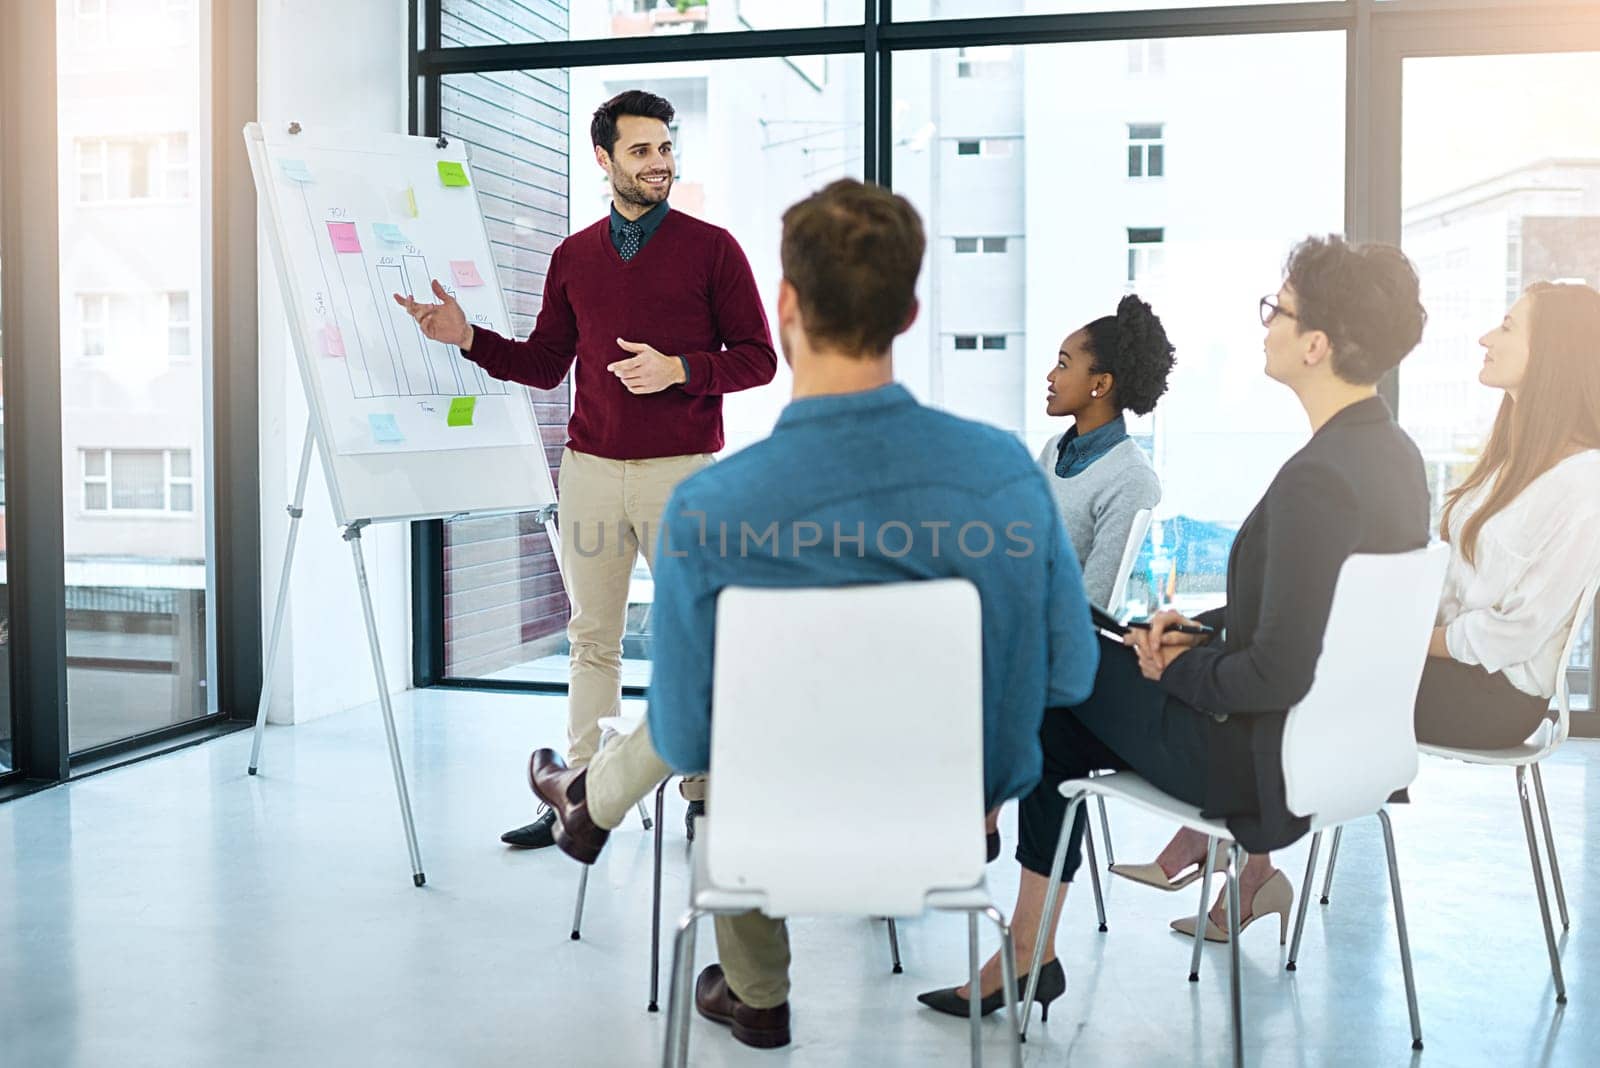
[614,169,672,209]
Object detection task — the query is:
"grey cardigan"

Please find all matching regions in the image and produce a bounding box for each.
[1036,434,1162,608]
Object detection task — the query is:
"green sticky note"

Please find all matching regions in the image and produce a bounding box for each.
[447,396,476,427]
[437,160,470,187]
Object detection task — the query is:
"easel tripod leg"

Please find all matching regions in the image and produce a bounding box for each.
[346,522,427,887]
[250,421,316,775]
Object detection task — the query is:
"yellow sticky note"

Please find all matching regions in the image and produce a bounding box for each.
[447,396,476,427]
[437,161,470,188]
[405,186,418,217]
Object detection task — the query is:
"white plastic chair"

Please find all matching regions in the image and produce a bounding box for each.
[568,714,908,1013]
[1024,545,1450,1067]
[1090,506,1154,869]
[1301,573,1600,1004]
[661,580,1022,1068]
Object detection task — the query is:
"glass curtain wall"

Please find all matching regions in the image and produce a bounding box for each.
[439,45,863,682]
[421,2,1600,717]
[56,0,215,752]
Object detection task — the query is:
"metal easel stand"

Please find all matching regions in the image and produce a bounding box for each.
[246,418,427,887]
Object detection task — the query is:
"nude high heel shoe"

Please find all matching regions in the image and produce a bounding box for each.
[1109,841,1232,892]
[1169,869,1294,944]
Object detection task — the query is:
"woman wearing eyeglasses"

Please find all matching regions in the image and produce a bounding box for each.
[1120,281,1600,946]
[917,235,1430,1017]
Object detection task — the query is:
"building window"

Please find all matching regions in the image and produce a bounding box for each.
[79,294,109,360]
[954,236,1009,254]
[952,334,1007,351]
[1128,39,1167,77]
[82,448,194,514]
[167,291,192,358]
[1127,227,1166,286]
[956,46,1014,79]
[953,335,978,350]
[75,134,190,202]
[981,335,1008,350]
[1128,123,1166,179]
[955,138,1014,158]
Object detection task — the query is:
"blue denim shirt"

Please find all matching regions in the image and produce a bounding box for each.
[645,383,1100,808]
[1055,414,1130,479]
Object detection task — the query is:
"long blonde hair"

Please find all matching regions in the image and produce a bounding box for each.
[1442,282,1600,565]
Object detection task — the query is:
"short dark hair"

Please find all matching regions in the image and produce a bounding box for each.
[1081,294,1176,416]
[590,90,675,156]
[780,180,925,356]
[1284,235,1427,385]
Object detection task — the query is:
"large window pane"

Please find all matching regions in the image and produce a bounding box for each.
[893,33,1344,616]
[57,0,213,752]
[440,0,858,48]
[440,52,863,683]
[1400,51,1600,709]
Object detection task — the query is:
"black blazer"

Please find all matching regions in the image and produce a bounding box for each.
[1161,396,1430,852]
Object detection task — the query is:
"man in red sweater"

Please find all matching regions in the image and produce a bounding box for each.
[397,90,776,849]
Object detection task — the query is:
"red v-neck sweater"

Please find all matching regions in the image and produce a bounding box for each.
[464,210,777,461]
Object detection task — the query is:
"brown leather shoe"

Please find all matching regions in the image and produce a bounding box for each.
[527,749,609,864]
[694,964,791,1050]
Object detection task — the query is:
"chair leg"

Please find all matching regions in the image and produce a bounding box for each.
[886,918,903,974]
[571,864,590,941]
[636,799,653,831]
[1096,795,1116,868]
[1188,834,1219,983]
[1022,792,1083,1041]
[1286,830,1323,972]
[1319,826,1343,905]
[968,912,983,1067]
[1225,842,1245,1068]
[1377,810,1424,1051]
[661,910,700,1068]
[649,779,668,1012]
[1517,766,1568,1004]
[1083,821,1108,933]
[1531,762,1570,931]
[984,905,1025,1068]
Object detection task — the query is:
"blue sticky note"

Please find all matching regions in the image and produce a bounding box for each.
[281,159,313,182]
[369,413,405,444]
[373,222,407,245]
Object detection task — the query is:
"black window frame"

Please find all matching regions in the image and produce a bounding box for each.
[0,0,261,798]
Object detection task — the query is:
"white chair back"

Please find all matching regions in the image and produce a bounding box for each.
[1280,545,1449,826]
[704,580,986,917]
[1106,508,1154,617]
[1547,574,1600,751]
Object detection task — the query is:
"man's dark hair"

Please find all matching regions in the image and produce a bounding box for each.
[1285,235,1427,385]
[590,90,675,156]
[1082,294,1176,416]
[780,179,925,356]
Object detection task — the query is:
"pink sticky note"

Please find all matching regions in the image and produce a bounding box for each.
[324,324,346,356]
[450,259,485,287]
[326,221,362,254]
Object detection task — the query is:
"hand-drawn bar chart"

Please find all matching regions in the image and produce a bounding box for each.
[296,182,508,402]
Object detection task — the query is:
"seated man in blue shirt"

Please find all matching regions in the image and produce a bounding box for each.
[529,178,1099,1051]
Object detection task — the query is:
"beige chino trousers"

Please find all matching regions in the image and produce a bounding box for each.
[557,446,711,768]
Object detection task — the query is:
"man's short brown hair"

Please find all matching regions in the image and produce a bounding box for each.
[780,179,925,356]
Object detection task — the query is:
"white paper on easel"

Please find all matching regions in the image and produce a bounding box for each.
[262,142,537,457]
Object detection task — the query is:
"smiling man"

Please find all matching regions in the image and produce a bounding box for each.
[397,89,777,850]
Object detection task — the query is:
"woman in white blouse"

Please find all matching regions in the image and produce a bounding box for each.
[1416,280,1600,748]
[1115,281,1600,942]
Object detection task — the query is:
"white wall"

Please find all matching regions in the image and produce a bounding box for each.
[257,0,411,723]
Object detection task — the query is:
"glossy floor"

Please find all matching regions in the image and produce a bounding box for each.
[1,689,1594,1066]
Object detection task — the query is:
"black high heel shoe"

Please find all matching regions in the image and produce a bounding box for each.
[916,957,1066,1021]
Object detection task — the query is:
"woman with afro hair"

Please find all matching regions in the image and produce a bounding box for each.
[1037,293,1176,609]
